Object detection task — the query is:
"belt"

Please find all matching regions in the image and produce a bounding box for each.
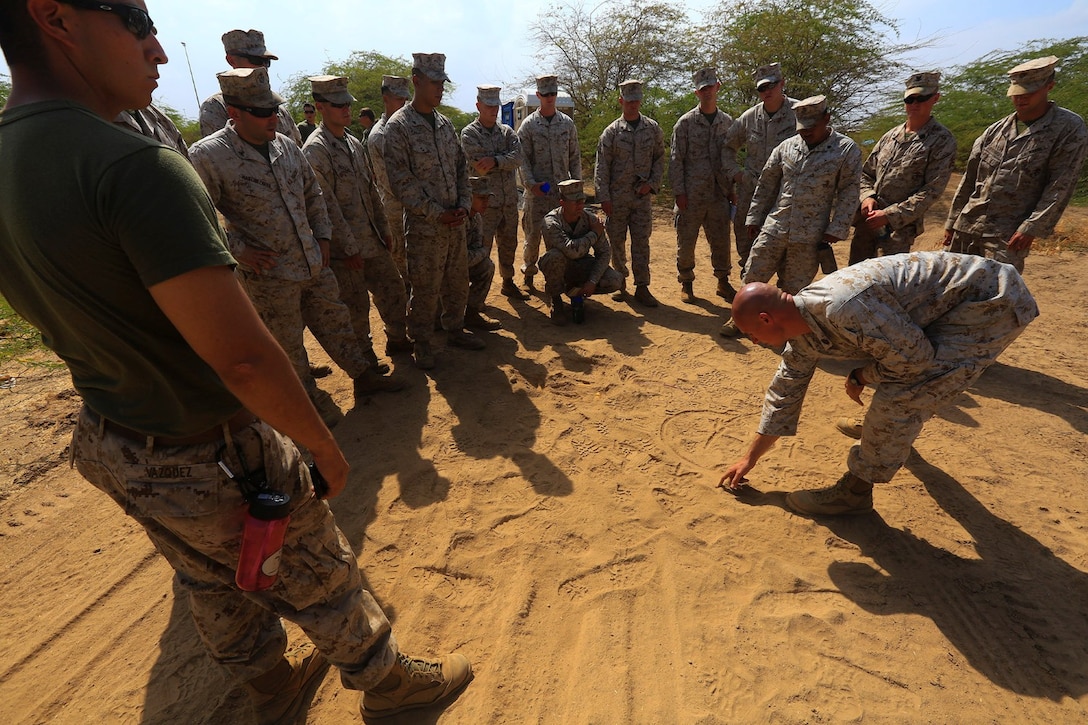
[87,407,258,447]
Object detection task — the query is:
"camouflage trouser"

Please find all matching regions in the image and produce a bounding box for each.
[948,230,1028,273]
[539,250,624,298]
[520,189,561,276]
[382,197,408,282]
[468,257,495,314]
[849,298,1031,482]
[847,216,916,266]
[675,195,732,284]
[606,194,653,287]
[482,201,520,281]
[71,407,398,690]
[240,268,368,392]
[742,233,819,294]
[405,216,469,344]
[733,178,756,272]
[330,253,408,347]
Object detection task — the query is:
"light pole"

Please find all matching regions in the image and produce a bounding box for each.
[180,41,200,112]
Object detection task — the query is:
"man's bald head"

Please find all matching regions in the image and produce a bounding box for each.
[731,283,788,329]
[729,283,808,346]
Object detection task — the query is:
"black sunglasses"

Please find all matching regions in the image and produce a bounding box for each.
[539,92,558,98]
[756,81,779,93]
[904,93,935,105]
[60,0,156,40]
[327,102,351,109]
[239,54,273,68]
[231,105,279,118]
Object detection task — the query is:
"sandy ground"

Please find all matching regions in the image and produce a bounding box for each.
[2,205,1088,725]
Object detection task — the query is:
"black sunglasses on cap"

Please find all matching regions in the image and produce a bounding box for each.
[238,54,273,68]
[59,0,156,40]
[230,104,279,118]
[904,93,935,105]
[538,92,558,98]
[756,81,779,93]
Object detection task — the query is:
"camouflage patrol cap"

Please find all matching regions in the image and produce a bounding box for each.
[1007,55,1058,96]
[309,75,355,105]
[692,67,719,90]
[218,67,283,109]
[558,179,587,201]
[536,74,559,95]
[412,53,450,82]
[793,95,828,129]
[904,70,941,99]
[754,62,782,89]
[221,29,278,60]
[477,85,502,106]
[382,75,411,99]
[619,79,644,101]
[468,176,493,197]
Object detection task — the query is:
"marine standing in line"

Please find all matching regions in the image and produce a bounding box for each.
[847,70,956,265]
[669,67,736,304]
[461,85,527,301]
[382,53,484,370]
[721,95,861,337]
[302,75,413,370]
[595,79,665,308]
[198,28,301,146]
[944,55,1088,273]
[723,62,798,275]
[517,73,581,293]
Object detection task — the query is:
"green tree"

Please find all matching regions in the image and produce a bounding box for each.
[701,0,928,128]
[0,74,10,108]
[530,0,696,116]
[155,101,201,147]
[530,0,698,172]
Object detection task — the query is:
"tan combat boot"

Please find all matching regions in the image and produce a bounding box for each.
[786,472,874,516]
[245,643,330,725]
[360,652,473,720]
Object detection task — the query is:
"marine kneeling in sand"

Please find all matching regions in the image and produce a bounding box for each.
[539,180,624,325]
[718,252,1038,516]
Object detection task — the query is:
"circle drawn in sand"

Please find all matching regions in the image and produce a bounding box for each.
[659,410,746,470]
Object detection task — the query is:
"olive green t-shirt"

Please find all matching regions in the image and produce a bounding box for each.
[0,101,241,435]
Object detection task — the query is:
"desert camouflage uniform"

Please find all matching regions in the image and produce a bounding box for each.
[946,104,1088,272]
[539,207,623,297]
[461,119,524,280]
[723,97,798,269]
[303,124,408,351]
[382,106,470,344]
[744,130,861,293]
[465,212,496,314]
[517,109,580,276]
[759,251,1038,483]
[198,92,303,146]
[190,124,369,391]
[367,114,408,280]
[669,106,734,284]
[849,117,956,264]
[71,410,398,689]
[114,104,190,160]
[594,113,665,287]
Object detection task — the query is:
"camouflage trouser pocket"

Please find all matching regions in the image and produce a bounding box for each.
[121,461,225,519]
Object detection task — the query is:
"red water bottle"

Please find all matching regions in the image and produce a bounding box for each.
[236,490,291,591]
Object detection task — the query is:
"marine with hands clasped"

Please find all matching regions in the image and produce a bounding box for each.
[944,55,1088,272]
[594,79,665,307]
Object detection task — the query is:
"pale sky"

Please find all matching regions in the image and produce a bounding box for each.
[2,0,1085,117]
